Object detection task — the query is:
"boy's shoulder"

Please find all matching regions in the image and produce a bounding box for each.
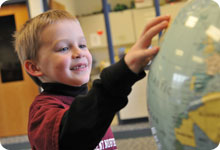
[30,93,74,112]
[28,93,71,150]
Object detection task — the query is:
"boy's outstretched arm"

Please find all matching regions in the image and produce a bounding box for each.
[58,15,170,150]
[125,15,170,74]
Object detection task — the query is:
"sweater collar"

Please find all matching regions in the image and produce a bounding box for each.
[41,82,88,97]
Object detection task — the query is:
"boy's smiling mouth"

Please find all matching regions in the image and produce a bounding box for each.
[71,63,88,71]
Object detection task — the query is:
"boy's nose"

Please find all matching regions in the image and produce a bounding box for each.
[71,47,83,59]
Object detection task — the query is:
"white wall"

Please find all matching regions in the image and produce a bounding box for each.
[28,0,44,18]
[73,0,102,16]
[27,0,76,18]
[54,0,76,16]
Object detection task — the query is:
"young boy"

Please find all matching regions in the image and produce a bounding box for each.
[14,10,169,150]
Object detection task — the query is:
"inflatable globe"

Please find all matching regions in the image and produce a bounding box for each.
[147,0,220,150]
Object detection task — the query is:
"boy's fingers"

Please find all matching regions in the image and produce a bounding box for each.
[125,47,159,73]
[136,47,159,60]
[139,21,169,48]
[140,48,159,70]
[143,47,160,57]
[140,15,170,37]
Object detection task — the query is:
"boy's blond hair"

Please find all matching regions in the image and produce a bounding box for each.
[14,9,76,64]
[14,9,76,86]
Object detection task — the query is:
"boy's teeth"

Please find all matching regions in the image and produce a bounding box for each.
[72,65,86,70]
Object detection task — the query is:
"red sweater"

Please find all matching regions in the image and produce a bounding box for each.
[28,94,117,150]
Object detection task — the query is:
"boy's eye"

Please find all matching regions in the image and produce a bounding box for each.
[79,44,87,49]
[58,47,69,52]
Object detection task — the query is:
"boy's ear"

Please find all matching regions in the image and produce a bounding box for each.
[24,60,43,77]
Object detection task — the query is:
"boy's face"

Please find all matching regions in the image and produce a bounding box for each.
[36,19,92,86]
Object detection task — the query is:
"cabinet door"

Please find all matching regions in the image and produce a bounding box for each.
[110,10,136,46]
[120,71,149,119]
[0,4,39,137]
[132,7,156,41]
[79,14,107,49]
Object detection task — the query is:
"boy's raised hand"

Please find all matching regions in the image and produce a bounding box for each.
[124,15,170,74]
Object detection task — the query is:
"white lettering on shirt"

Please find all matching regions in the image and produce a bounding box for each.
[95,138,116,150]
